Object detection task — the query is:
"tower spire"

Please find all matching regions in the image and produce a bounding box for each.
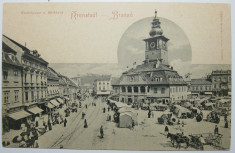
[154,10,157,19]
[149,10,163,37]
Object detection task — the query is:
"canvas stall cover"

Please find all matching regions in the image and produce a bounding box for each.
[174,105,191,118]
[119,113,133,128]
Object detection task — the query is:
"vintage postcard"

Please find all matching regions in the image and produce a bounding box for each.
[1,2,232,151]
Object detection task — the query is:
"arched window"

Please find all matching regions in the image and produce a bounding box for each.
[122,86,126,92]
[127,86,132,93]
[140,86,145,93]
[134,86,138,93]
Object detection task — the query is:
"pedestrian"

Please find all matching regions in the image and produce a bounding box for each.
[84,119,88,128]
[225,120,228,128]
[148,110,151,118]
[177,119,181,125]
[199,135,205,150]
[132,120,135,129]
[109,115,112,121]
[151,111,154,118]
[82,112,85,119]
[35,117,39,127]
[34,140,39,148]
[64,118,67,127]
[224,113,228,121]
[86,104,87,109]
[108,107,110,112]
[199,135,205,144]
[100,125,104,138]
[48,119,52,131]
[43,121,47,131]
[182,121,185,127]
[214,125,219,134]
[165,125,169,134]
[103,107,106,113]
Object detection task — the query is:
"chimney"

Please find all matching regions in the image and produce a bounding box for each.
[25,42,26,47]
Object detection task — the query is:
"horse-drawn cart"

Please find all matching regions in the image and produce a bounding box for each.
[189,133,223,148]
[188,134,204,150]
[205,133,223,146]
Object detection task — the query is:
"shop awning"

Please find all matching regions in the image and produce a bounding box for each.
[46,102,55,109]
[8,110,31,120]
[50,99,60,107]
[56,98,64,104]
[27,106,43,114]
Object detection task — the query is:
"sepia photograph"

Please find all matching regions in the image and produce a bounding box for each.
[1,1,233,152]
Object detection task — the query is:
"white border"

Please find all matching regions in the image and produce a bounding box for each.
[0,0,234,153]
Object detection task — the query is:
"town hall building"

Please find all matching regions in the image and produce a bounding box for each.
[112,11,188,105]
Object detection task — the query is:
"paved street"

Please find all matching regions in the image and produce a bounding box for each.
[34,97,231,151]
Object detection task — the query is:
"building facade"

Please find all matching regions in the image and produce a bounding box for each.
[2,35,48,131]
[112,11,188,105]
[93,75,112,96]
[210,70,231,96]
[2,42,25,131]
[47,67,60,100]
[189,79,213,97]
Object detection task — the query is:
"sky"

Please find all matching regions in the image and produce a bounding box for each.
[117,17,192,68]
[50,16,230,79]
[2,3,231,79]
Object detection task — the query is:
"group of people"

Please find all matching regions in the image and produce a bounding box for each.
[11,120,40,148]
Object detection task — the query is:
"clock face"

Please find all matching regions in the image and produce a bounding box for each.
[150,42,156,49]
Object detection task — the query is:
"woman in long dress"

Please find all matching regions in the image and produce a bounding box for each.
[84,119,88,128]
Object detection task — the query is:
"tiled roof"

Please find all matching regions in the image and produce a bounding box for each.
[191,79,212,85]
[62,75,78,87]
[2,51,22,67]
[3,35,48,64]
[95,75,111,81]
[111,77,120,85]
[113,61,187,86]
[80,74,111,85]
[47,67,59,80]
[2,42,17,54]
[3,35,30,52]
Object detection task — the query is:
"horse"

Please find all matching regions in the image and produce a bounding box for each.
[167,132,178,147]
[167,133,190,149]
[175,135,190,149]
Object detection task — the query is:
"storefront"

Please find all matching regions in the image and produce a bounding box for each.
[27,106,44,119]
[7,109,32,130]
[45,102,55,118]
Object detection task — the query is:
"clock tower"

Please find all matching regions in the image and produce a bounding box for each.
[143,11,169,65]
